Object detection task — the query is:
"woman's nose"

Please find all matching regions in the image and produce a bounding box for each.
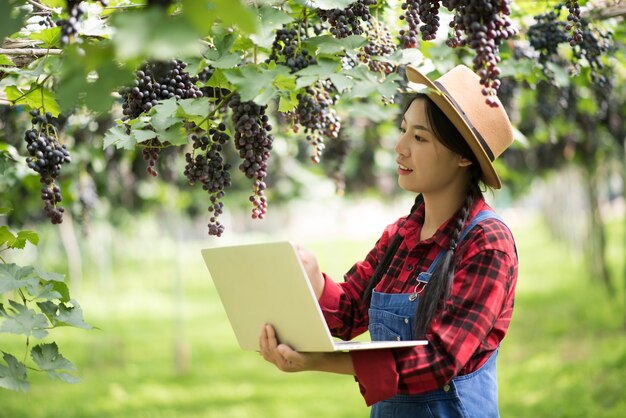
[395,132,408,156]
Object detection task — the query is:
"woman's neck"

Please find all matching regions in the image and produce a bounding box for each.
[420,186,470,241]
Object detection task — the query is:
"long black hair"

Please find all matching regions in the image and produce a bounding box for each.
[362,93,484,338]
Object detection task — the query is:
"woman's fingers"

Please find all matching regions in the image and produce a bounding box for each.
[259,324,306,372]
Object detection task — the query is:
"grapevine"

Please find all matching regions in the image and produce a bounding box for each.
[317,0,378,39]
[267,24,317,73]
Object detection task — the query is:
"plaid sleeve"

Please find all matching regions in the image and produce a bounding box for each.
[318,219,403,341]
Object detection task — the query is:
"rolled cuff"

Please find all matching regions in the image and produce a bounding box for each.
[351,349,399,406]
[318,273,345,330]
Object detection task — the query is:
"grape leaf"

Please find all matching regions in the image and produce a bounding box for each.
[0,264,37,293]
[178,98,210,118]
[35,269,65,283]
[0,226,16,248]
[0,207,12,216]
[9,230,39,249]
[202,68,234,91]
[4,84,61,117]
[29,27,61,48]
[294,58,340,78]
[151,98,182,132]
[305,35,367,54]
[329,73,353,93]
[103,125,135,150]
[0,301,49,339]
[0,54,14,66]
[224,64,291,102]
[130,128,158,144]
[25,281,63,302]
[56,300,92,330]
[36,301,59,323]
[278,93,298,113]
[0,3,28,41]
[0,352,28,392]
[182,0,257,36]
[31,343,77,382]
[155,123,188,146]
[250,6,294,49]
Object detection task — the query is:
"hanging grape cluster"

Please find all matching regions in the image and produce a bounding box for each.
[57,0,109,45]
[443,0,517,107]
[399,1,420,47]
[267,24,317,73]
[184,125,232,237]
[564,0,583,46]
[229,95,274,220]
[317,0,378,38]
[292,81,341,164]
[527,9,569,61]
[359,21,397,74]
[24,110,70,224]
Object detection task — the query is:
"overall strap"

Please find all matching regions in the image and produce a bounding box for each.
[417,210,504,284]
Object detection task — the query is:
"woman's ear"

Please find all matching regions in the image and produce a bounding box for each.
[458,156,473,167]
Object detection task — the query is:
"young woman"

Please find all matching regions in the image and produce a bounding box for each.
[259,64,518,418]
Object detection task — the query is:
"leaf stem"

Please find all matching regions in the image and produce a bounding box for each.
[196,90,236,129]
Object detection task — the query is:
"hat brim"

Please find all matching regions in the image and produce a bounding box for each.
[405,65,502,189]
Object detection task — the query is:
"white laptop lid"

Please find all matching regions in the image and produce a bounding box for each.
[201,241,427,352]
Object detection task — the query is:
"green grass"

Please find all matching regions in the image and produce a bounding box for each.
[1,216,625,418]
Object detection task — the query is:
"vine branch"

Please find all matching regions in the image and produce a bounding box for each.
[26,0,52,11]
[0,48,62,56]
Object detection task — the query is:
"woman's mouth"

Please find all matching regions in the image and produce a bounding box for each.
[397,163,413,175]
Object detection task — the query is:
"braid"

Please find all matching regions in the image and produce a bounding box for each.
[362,194,424,306]
[413,192,475,338]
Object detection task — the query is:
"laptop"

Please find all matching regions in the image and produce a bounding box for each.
[201,241,428,352]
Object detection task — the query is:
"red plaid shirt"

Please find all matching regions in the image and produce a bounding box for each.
[318,196,518,406]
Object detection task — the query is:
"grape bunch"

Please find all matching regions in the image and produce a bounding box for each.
[229,95,274,219]
[442,0,517,107]
[57,0,109,45]
[184,125,232,236]
[321,130,352,195]
[565,0,583,46]
[267,24,317,73]
[574,21,612,83]
[399,0,420,48]
[359,21,396,74]
[527,10,569,61]
[292,81,341,164]
[142,139,162,177]
[317,0,378,39]
[24,110,70,224]
[119,60,203,120]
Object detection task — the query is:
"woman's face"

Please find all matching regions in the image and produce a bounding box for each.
[395,99,469,194]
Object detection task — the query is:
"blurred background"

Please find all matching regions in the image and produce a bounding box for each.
[1,0,626,417]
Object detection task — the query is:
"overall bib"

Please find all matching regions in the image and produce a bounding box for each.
[368,211,505,418]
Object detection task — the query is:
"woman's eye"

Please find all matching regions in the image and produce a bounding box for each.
[399,127,406,133]
[414,135,425,142]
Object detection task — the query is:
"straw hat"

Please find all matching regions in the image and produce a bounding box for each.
[405,64,514,189]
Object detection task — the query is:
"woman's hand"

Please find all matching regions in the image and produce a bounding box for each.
[258,324,355,375]
[294,244,325,299]
[259,324,322,373]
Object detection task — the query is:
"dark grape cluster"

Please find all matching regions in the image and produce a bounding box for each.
[184,125,232,236]
[142,139,162,177]
[359,21,396,74]
[399,0,420,47]
[575,21,613,84]
[417,0,441,41]
[229,95,274,219]
[527,10,569,61]
[119,60,203,120]
[24,109,70,224]
[321,130,352,195]
[293,81,341,164]
[442,0,517,107]
[57,0,109,45]
[564,0,583,46]
[317,0,377,39]
[267,25,317,73]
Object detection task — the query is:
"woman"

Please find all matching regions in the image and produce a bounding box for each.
[259,64,518,418]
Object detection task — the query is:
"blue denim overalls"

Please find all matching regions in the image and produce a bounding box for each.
[369,210,505,418]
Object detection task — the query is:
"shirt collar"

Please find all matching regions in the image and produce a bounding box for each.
[398,195,487,251]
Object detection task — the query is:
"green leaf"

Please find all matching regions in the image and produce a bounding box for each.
[29,27,61,48]
[111,8,203,61]
[56,300,92,330]
[207,52,243,69]
[103,125,136,150]
[130,128,158,144]
[4,84,61,117]
[0,301,49,339]
[249,6,294,49]
[384,48,425,66]
[203,68,233,91]
[37,301,59,322]
[294,58,340,78]
[10,230,39,249]
[313,0,357,10]
[151,98,182,131]
[0,264,37,294]
[0,226,16,248]
[35,269,65,283]
[305,35,367,54]
[156,123,187,146]
[329,73,353,93]
[0,352,28,392]
[273,74,297,92]
[278,94,298,113]
[224,64,290,102]
[31,343,76,382]
[178,97,210,117]
[0,54,14,66]
[0,4,28,41]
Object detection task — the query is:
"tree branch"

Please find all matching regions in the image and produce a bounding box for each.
[582,5,626,20]
[0,48,62,56]
[26,0,52,11]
